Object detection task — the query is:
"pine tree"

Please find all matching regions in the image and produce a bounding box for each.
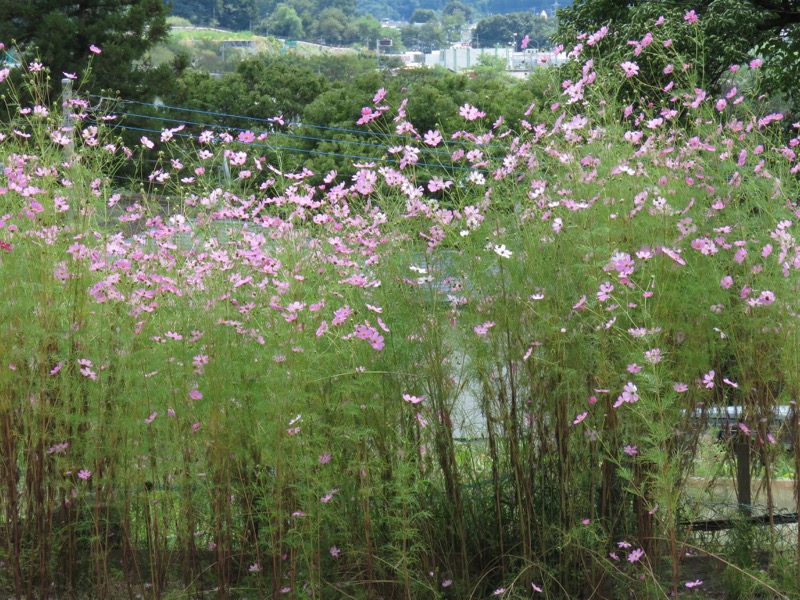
[0,0,170,96]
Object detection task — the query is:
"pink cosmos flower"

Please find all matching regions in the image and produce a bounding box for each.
[89,44,102,54]
[702,370,715,389]
[403,394,424,404]
[628,548,645,562]
[474,321,495,335]
[624,445,638,457]
[459,103,485,121]
[423,130,443,146]
[329,546,340,557]
[749,58,763,69]
[573,412,588,425]
[620,61,639,78]
[78,469,92,480]
[644,348,662,364]
[321,488,339,503]
[684,10,698,23]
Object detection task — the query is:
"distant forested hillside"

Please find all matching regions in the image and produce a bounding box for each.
[168,0,569,29]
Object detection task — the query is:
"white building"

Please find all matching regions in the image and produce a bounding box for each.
[424,46,568,75]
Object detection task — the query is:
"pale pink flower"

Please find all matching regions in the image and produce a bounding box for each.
[459,104,485,121]
[89,44,102,54]
[628,547,645,562]
[703,370,715,388]
[474,321,495,335]
[423,130,442,146]
[620,61,639,78]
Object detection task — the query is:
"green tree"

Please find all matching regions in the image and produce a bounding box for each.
[442,0,473,22]
[317,0,358,17]
[474,13,554,50]
[442,9,468,45]
[232,57,328,122]
[309,7,358,45]
[402,23,447,51]
[269,3,305,38]
[215,0,258,30]
[354,15,384,48]
[410,8,438,24]
[0,0,170,96]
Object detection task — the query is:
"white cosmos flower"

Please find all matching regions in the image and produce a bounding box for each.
[493,244,513,259]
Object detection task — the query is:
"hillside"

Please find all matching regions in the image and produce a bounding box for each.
[168,0,572,29]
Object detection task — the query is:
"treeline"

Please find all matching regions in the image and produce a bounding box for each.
[168,0,567,30]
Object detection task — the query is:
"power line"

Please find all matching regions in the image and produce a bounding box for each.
[110,123,484,173]
[111,109,456,157]
[87,94,500,150]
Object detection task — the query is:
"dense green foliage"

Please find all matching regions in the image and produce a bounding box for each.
[555,0,800,111]
[0,0,170,97]
[473,12,556,49]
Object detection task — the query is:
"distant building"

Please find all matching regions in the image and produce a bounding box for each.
[425,46,568,74]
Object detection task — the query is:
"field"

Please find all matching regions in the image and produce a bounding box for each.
[2,15,800,600]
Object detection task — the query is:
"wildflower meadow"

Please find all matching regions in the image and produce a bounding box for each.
[1,11,800,600]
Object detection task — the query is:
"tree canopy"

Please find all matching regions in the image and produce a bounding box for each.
[0,0,170,96]
[474,12,556,49]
